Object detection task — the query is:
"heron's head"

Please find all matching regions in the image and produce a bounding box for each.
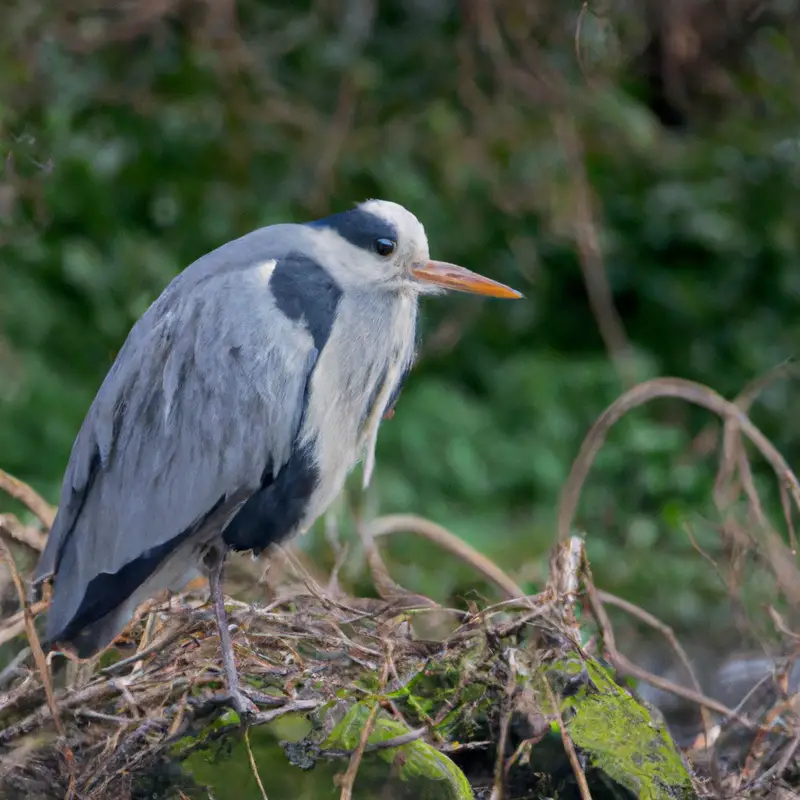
[306,199,522,299]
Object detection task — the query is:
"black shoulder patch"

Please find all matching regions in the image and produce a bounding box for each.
[223,442,319,555]
[307,208,398,253]
[270,254,343,352]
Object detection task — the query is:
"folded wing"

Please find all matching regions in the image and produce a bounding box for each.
[33,264,320,650]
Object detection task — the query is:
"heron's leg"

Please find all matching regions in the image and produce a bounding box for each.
[206,551,257,718]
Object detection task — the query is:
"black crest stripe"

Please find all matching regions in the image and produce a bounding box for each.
[307,208,398,253]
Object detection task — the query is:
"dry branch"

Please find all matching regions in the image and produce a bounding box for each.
[558,377,800,541]
[0,514,47,552]
[361,513,526,600]
[0,467,55,529]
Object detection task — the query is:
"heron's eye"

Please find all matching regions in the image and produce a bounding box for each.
[374,238,396,257]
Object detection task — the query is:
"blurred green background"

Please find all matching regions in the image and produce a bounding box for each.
[3,0,800,664]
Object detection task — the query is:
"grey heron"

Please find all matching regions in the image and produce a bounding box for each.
[32,199,522,715]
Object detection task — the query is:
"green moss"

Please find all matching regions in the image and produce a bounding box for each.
[324,701,474,800]
[554,657,696,800]
[97,649,122,669]
[385,651,494,739]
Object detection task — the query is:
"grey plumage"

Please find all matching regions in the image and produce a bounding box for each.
[33,199,521,701]
[35,239,322,654]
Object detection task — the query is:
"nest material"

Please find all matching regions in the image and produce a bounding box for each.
[0,520,797,800]
[0,537,592,800]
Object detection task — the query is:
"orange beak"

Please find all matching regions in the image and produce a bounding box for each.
[411,260,523,299]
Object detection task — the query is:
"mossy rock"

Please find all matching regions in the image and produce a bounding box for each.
[553,656,697,800]
[324,701,474,799]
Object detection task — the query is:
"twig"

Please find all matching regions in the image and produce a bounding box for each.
[363,514,526,600]
[320,727,426,758]
[0,677,193,745]
[545,676,592,800]
[168,699,324,763]
[324,510,348,596]
[574,2,590,81]
[357,517,439,608]
[685,357,798,462]
[337,701,380,800]
[337,658,390,800]
[547,536,586,642]
[0,513,47,551]
[0,468,56,528]
[108,678,142,719]
[505,733,547,777]
[558,377,800,541]
[0,539,75,797]
[86,717,165,792]
[0,646,31,689]
[73,709,135,725]
[593,591,707,715]
[780,481,799,556]
[0,544,61,739]
[251,699,322,727]
[101,619,191,675]
[442,740,492,752]
[684,522,729,584]
[362,726,425,751]
[0,601,48,648]
[244,728,269,800]
[271,544,331,602]
[583,576,750,723]
[745,731,800,791]
[491,665,516,800]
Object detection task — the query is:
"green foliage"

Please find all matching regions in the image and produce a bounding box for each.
[3,0,800,649]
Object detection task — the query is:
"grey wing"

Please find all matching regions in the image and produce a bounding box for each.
[33,267,318,644]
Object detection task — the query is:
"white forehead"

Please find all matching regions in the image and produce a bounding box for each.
[359,199,429,251]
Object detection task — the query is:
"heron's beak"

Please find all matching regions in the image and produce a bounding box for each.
[411,260,523,299]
